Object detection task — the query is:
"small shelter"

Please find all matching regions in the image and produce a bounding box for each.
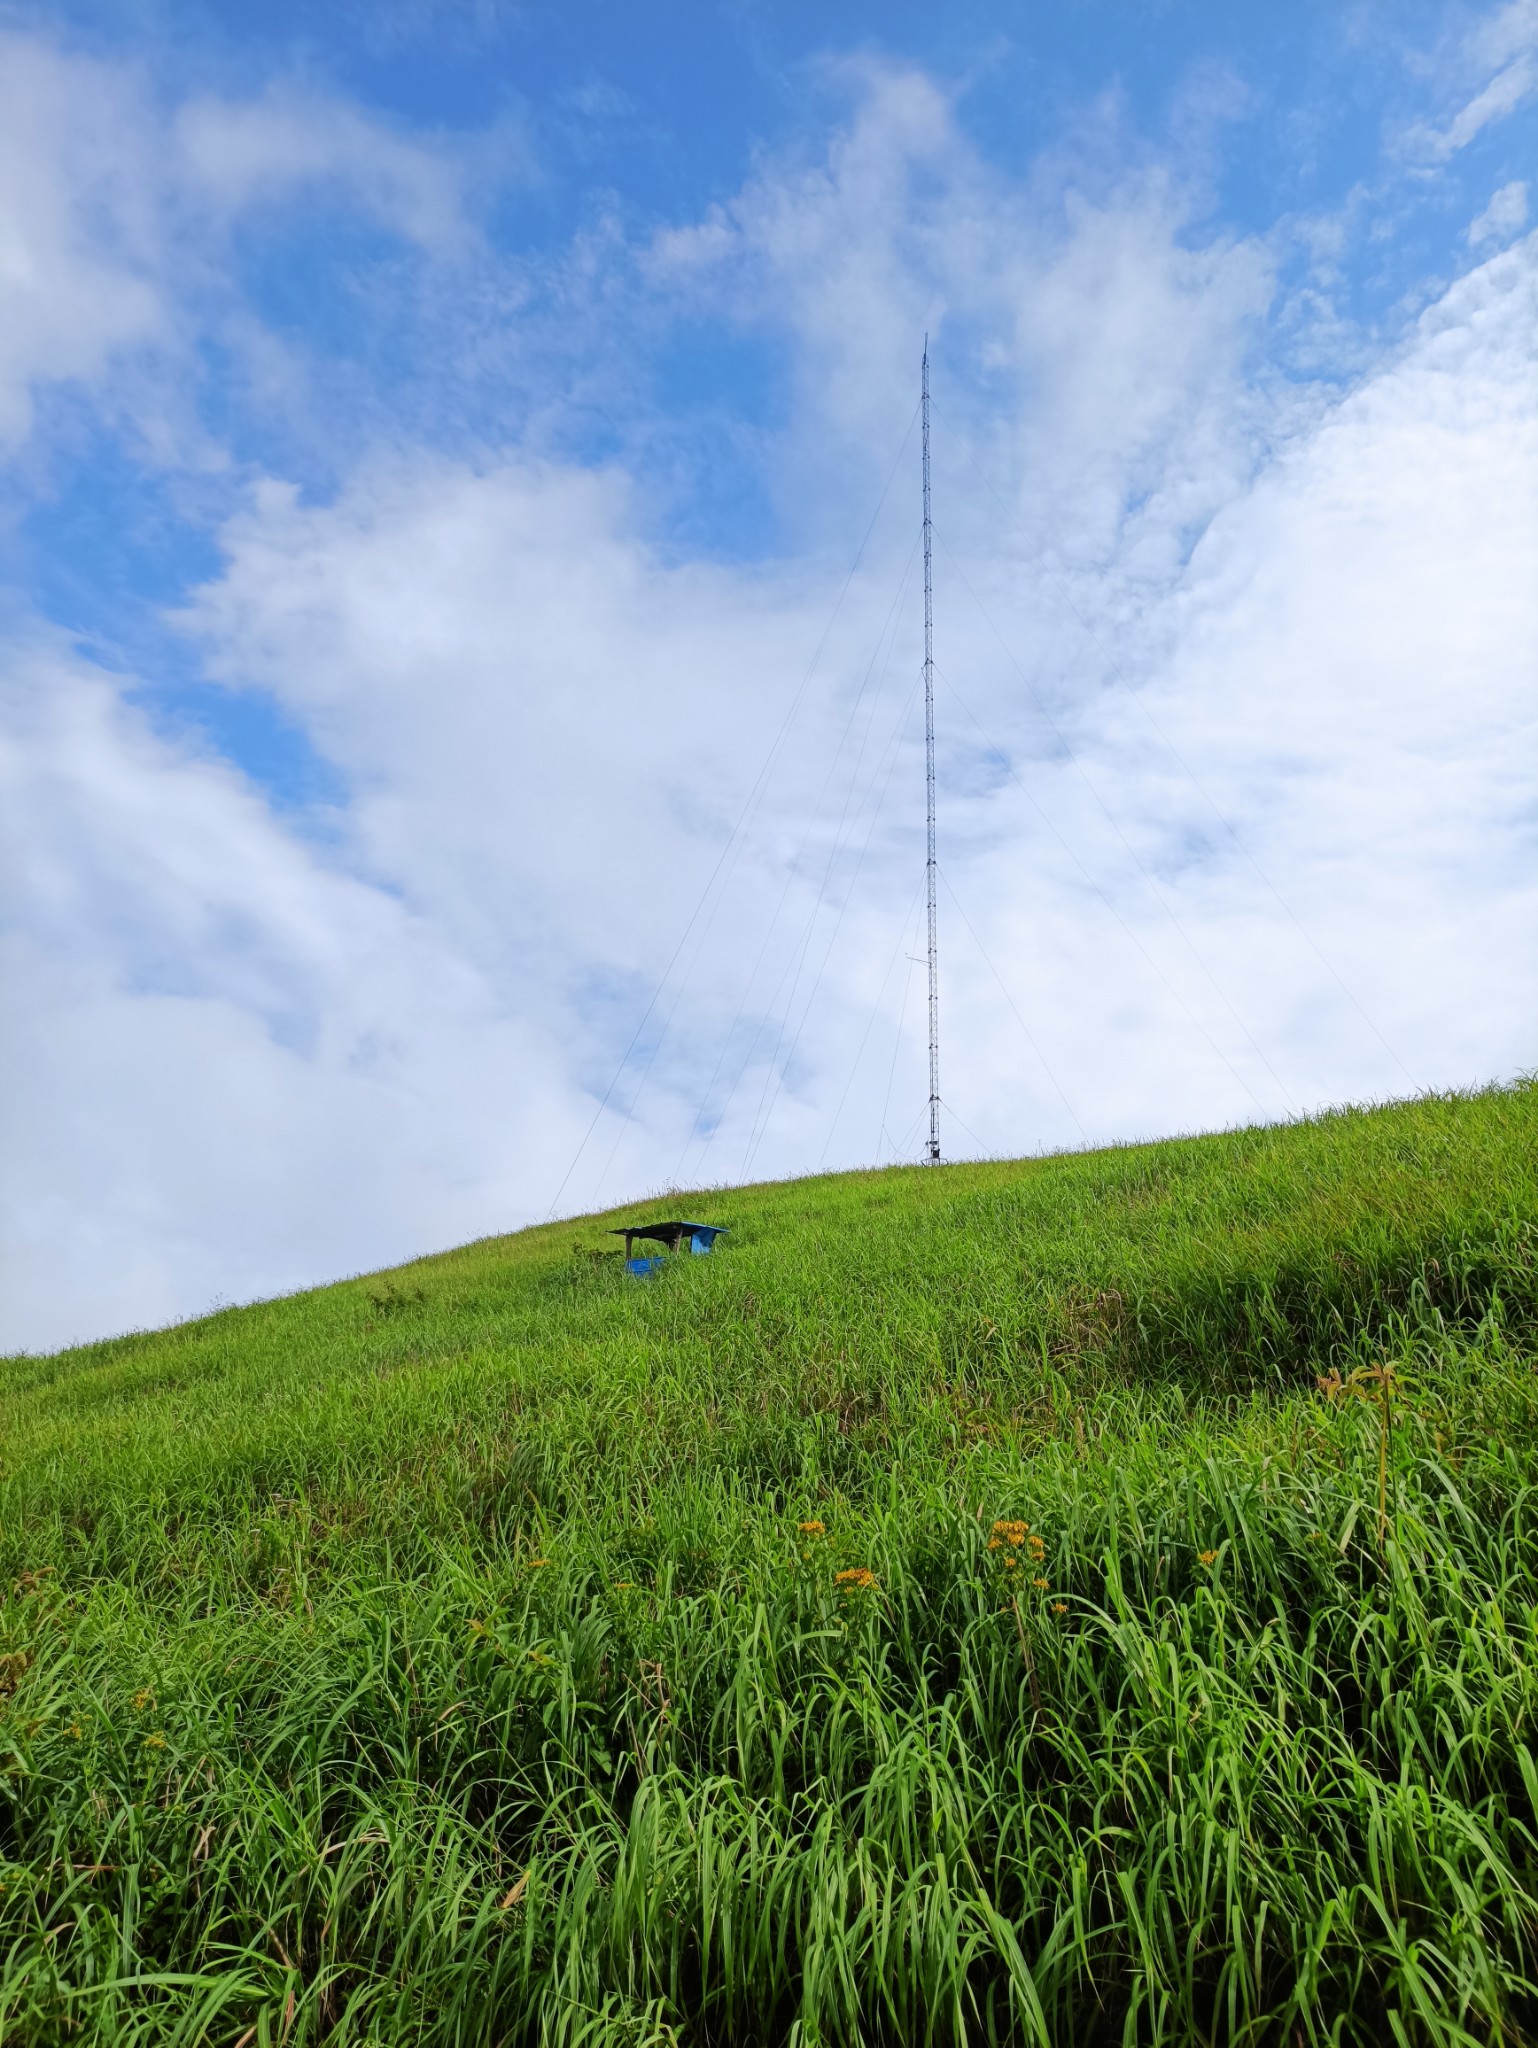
[610,1220,727,1276]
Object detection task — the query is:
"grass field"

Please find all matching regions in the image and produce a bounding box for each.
[3,1083,1538,2045]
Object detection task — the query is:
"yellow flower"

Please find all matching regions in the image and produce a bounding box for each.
[67,1720,82,1740]
[1051,1602,1068,1616]
[835,1567,878,1592]
[526,1558,551,1570]
[143,1732,166,1750]
[1198,1550,1219,1567]
[1002,1557,1019,1570]
[131,1689,153,1712]
[797,1520,825,1538]
[990,1520,1029,1551]
[1032,1576,1049,1590]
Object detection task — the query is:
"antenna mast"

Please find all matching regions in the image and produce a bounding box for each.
[921,339,940,1165]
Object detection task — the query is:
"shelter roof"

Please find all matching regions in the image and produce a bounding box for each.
[608,1219,725,1244]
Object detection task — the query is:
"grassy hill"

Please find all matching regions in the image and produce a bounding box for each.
[3,1083,1538,2045]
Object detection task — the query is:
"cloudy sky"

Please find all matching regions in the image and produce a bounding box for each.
[2,0,1534,1353]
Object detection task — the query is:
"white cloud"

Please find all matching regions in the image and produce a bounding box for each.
[1470,178,1529,242]
[1411,0,1538,159]
[0,36,164,446]
[1442,52,1537,152]
[175,88,474,253]
[0,635,591,1352]
[0,31,484,459]
[646,64,1276,577]
[174,460,818,974]
[1472,0,1538,71]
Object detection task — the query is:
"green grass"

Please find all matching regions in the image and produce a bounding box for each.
[3,1083,1538,2045]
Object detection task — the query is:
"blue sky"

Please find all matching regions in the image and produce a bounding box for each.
[2,0,1535,1349]
[17,1,1534,777]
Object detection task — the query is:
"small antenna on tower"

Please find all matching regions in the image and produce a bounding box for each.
[922,338,940,1165]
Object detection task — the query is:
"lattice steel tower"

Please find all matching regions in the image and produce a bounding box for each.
[922,339,940,1165]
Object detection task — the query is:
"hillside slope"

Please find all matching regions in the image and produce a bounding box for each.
[2,1084,1537,2044]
